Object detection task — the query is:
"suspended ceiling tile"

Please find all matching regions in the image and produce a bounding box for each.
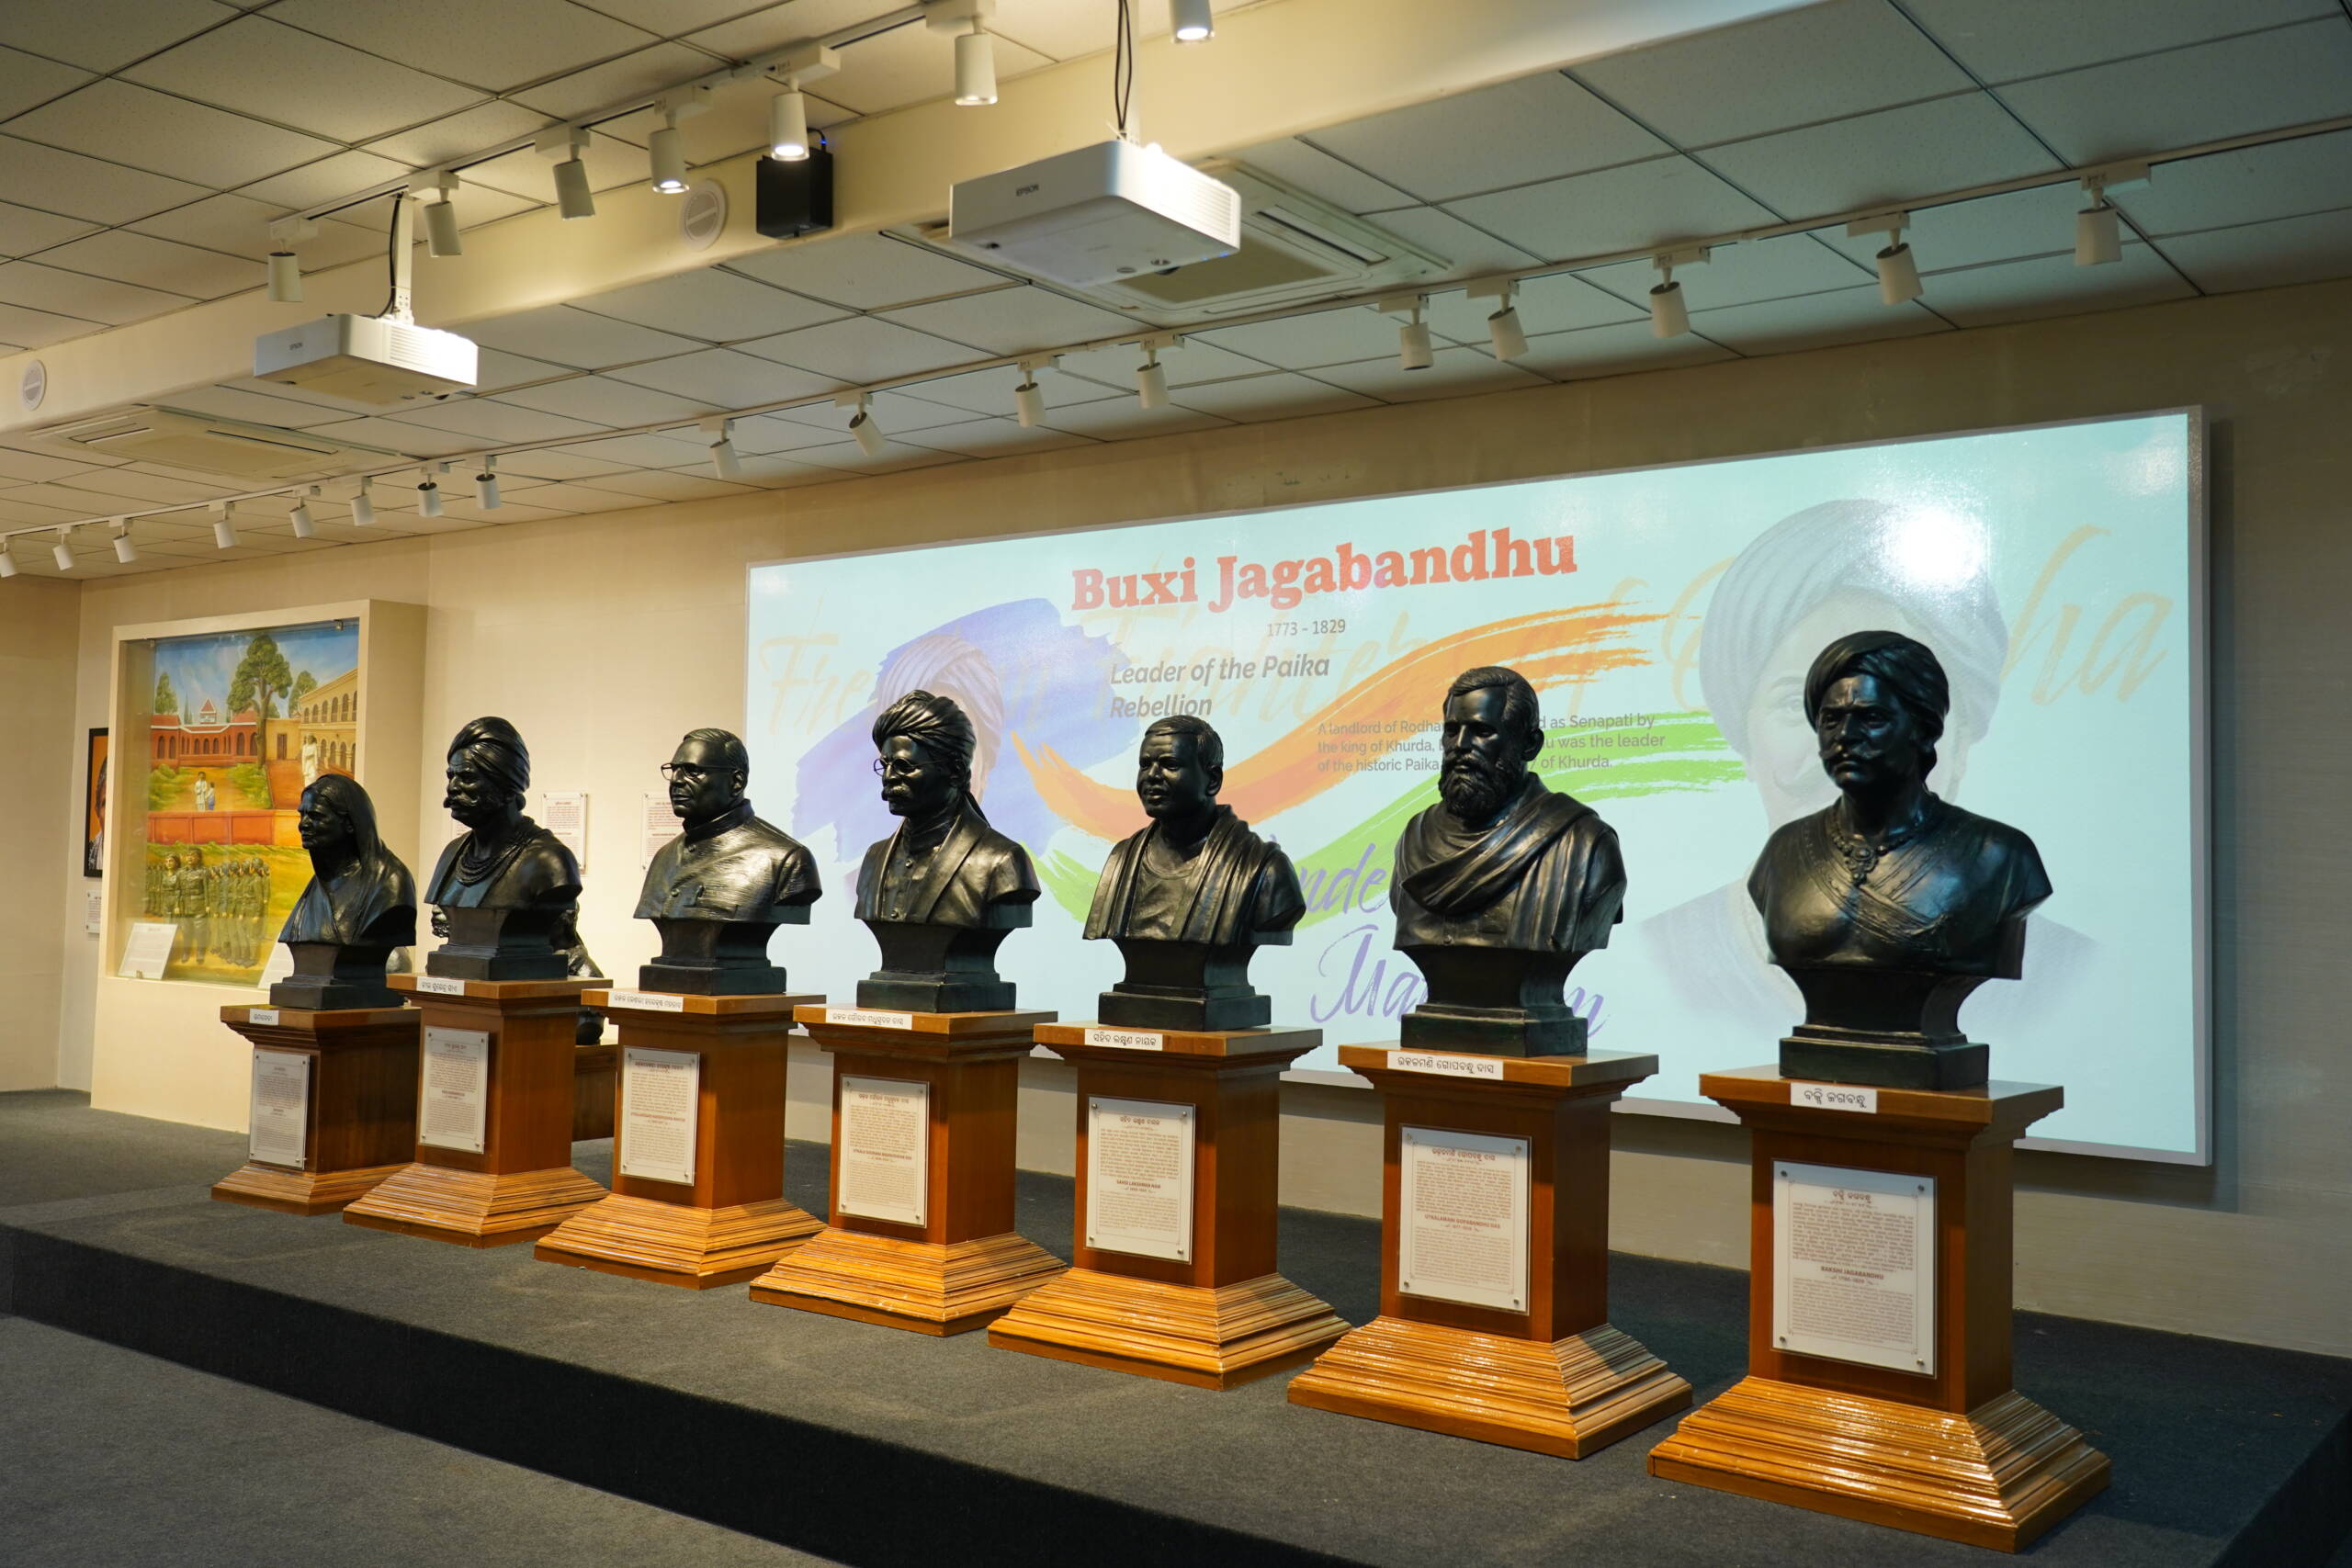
[596,83,854,162]
[1222,139,1416,215]
[1815,183,2086,272]
[459,130,650,201]
[1913,243,2194,327]
[238,150,416,212]
[1192,307,1418,370]
[212,373,418,419]
[2117,130,2352,237]
[1903,0,2339,84]
[878,287,1135,355]
[815,24,1052,116]
[980,0,1132,60]
[0,200,99,258]
[1509,319,1739,380]
[0,260,190,324]
[300,415,479,457]
[0,136,209,226]
[571,468,758,501]
[0,44,92,120]
[0,299,98,346]
[1994,21,2352,168]
[8,80,343,189]
[684,1,919,61]
[492,446,637,479]
[1444,157,1777,263]
[726,412,854,452]
[268,0,661,96]
[899,418,1100,457]
[737,314,979,382]
[572,267,848,343]
[1576,231,1871,312]
[0,0,239,74]
[495,479,653,511]
[494,375,718,426]
[153,384,358,428]
[912,362,1123,416]
[762,387,977,434]
[1053,336,1268,388]
[608,346,833,406]
[391,398,612,444]
[588,0,783,36]
[1168,372,1383,423]
[706,452,843,487]
[1699,95,2062,220]
[331,181,538,231]
[124,15,487,143]
[725,232,1014,309]
[463,304,703,367]
[130,194,363,264]
[6,480,161,515]
[767,438,965,474]
[443,497,575,525]
[38,464,240,502]
[2154,207,2352,292]
[1573,0,1975,149]
[35,231,255,300]
[512,41,725,120]
[0,495,82,525]
[363,101,559,170]
[1306,344,1551,403]
[1032,402,1234,441]
[1306,72,1669,204]
[1360,205,1547,282]
[1422,269,1650,340]
[545,430,715,468]
[469,348,573,393]
[1687,284,1950,353]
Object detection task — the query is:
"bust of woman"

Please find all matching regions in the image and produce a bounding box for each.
[1748,631,2051,1089]
[273,773,416,1010]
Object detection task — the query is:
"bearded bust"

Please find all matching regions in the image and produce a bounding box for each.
[1391,665,1625,1055]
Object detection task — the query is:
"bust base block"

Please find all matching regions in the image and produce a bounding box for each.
[636,962,789,997]
[749,1229,1066,1336]
[342,1163,607,1247]
[536,1194,820,1289]
[1397,1006,1586,1058]
[1097,989,1270,1032]
[989,1270,1346,1390]
[211,1004,421,1216]
[854,976,1015,1012]
[1648,1377,2111,1552]
[1290,1316,1691,1460]
[1779,1031,1988,1090]
[212,1160,413,1217]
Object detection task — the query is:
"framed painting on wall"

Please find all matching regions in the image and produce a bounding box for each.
[84,728,108,878]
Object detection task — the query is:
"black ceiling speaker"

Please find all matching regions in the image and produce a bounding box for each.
[756,145,834,240]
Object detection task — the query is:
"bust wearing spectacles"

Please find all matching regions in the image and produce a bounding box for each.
[634,728,820,994]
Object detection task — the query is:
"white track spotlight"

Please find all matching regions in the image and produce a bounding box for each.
[212,504,240,550]
[51,529,74,572]
[422,171,464,257]
[2075,161,2148,266]
[1379,296,1433,370]
[650,88,710,194]
[927,0,998,105]
[537,126,596,220]
[1849,213,1921,304]
[350,477,376,527]
[266,217,316,302]
[1469,278,1529,361]
[1170,0,1215,42]
[767,45,839,161]
[1012,355,1055,426]
[288,488,316,538]
[474,457,502,510]
[417,465,445,518]
[841,391,888,457]
[0,544,17,579]
[112,521,138,565]
[702,416,742,479]
[1136,343,1170,409]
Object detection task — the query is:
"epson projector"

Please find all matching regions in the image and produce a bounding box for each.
[253,313,478,406]
[946,141,1241,288]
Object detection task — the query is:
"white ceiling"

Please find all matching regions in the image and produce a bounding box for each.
[4,0,2352,578]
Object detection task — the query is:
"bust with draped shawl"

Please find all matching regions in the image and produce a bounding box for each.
[273,773,416,1010]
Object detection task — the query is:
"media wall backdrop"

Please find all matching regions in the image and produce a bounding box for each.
[749,412,2204,1161]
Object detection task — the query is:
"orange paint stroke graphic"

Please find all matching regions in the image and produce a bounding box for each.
[1014,602,1657,842]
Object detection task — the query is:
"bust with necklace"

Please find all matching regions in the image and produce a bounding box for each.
[421,716,582,981]
[1747,631,2052,1089]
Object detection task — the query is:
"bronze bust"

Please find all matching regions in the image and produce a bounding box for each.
[422,716,582,980]
[1392,665,1624,1055]
[1084,716,1305,1031]
[1750,631,2052,1089]
[273,773,415,1010]
[852,690,1038,1011]
[635,728,820,994]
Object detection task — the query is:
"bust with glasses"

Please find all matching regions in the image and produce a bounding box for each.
[635,728,820,994]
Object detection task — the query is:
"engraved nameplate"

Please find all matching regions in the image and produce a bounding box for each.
[1792,1081,1878,1114]
[606,988,685,1014]
[414,976,467,996]
[247,1008,281,1027]
[1392,1049,1504,1080]
[1083,1026,1163,1051]
[825,1007,913,1031]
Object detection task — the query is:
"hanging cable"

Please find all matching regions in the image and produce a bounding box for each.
[1113,0,1136,140]
[376,193,406,318]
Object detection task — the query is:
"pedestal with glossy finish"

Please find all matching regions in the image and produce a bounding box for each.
[211,1004,420,1215]
[749,1008,1063,1335]
[989,1023,1347,1389]
[536,990,823,1288]
[342,976,605,1247]
[1288,1045,1689,1458]
[1646,1067,2109,1551]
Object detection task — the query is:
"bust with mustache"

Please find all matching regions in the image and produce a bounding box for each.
[421,716,581,981]
[1748,630,2051,1089]
[634,728,820,994]
[1390,665,1626,1055]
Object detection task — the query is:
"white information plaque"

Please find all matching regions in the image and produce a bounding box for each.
[1772,1161,1937,1375]
[619,1046,699,1185]
[640,791,684,869]
[836,1076,928,1227]
[1083,1026,1163,1052]
[118,920,176,979]
[84,887,103,935]
[1398,1125,1531,1313]
[540,790,589,869]
[248,1048,311,1168]
[606,988,685,1014]
[418,1026,490,1154]
[1085,1096,1194,1262]
[825,1007,913,1031]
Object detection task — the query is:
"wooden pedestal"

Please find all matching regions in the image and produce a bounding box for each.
[749,1008,1065,1335]
[573,1043,616,1141]
[210,1004,421,1215]
[989,1023,1349,1389]
[1646,1067,2110,1551]
[1289,1045,1690,1459]
[342,976,607,1247]
[535,990,823,1289]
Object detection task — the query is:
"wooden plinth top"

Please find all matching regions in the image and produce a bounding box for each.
[585,989,823,1020]
[792,1005,1057,1035]
[390,974,599,1001]
[221,1003,415,1030]
[1339,1043,1660,1091]
[1034,1021,1321,1064]
[1700,1065,2064,1141]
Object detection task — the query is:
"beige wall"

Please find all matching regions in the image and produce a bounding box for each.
[43,276,2352,1357]
[4,576,78,1090]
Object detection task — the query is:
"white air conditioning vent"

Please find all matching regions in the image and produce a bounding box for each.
[916,162,1447,324]
[25,408,390,480]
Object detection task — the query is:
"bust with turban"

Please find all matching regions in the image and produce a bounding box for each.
[422,716,582,980]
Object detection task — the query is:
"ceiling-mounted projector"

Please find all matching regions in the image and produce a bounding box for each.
[253,313,477,405]
[945,140,1240,287]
